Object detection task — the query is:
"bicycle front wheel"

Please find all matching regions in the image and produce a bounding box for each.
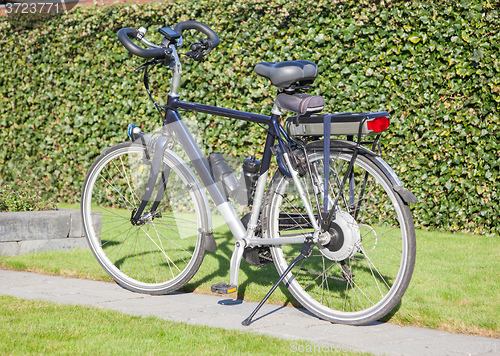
[81,142,209,294]
[263,150,416,325]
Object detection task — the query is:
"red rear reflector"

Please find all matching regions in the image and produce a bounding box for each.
[366,116,390,132]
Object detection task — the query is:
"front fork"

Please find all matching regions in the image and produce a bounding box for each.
[128,125,173,226]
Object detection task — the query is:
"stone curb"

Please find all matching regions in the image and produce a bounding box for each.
[0,209,101,256]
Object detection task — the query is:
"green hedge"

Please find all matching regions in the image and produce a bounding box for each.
[0,185,55,212]
[0,0,498,234]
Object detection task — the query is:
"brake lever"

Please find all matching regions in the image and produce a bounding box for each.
[186,38,212,61]
[186,44,203,61]
[199,38,213,54]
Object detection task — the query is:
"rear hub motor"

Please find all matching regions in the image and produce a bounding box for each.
[319,211,361,261]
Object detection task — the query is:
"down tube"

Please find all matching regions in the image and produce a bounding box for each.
[165,109,247,240]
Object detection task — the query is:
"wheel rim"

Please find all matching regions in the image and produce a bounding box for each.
[81,144,204,292]
[267,152,413,323]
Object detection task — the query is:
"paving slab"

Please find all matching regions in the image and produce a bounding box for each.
[0,269,498,356]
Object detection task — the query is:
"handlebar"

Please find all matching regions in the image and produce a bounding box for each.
[173,21,219,49]
[117,21,219,60]
[117,28,168,59]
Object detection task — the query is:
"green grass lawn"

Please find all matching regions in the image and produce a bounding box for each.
[1,206,498,338]
[0,295,372,356]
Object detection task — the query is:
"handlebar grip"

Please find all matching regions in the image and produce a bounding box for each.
[173,21,220,49]
[117,28,167,59]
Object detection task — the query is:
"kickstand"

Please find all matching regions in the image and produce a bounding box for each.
[242,238,314,326]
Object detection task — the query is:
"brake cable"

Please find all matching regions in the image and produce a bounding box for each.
[134,59,167,121]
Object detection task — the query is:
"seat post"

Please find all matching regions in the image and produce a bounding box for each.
[271,102,283,116]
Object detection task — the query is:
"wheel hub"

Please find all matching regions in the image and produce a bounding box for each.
[318,211,361,261]
[130,209,162,226]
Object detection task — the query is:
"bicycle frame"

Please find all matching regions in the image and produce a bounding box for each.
[133,44,322,286]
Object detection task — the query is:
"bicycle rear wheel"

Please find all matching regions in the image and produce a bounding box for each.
[81,142,209,294]
[263,150,416,325]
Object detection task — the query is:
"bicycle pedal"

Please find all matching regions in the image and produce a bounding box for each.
[211,282,237,294]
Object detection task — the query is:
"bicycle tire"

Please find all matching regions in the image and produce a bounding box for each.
[263,150,416,325]
[81,142,209,294]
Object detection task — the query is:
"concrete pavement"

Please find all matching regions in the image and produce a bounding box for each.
[0,269,498,355]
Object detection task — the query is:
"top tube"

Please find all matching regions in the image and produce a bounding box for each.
[169,98,271,126]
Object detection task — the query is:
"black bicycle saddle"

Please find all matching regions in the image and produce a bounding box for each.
[254,60,319,88]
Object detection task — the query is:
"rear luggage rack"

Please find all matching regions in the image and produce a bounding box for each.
[286,111,390,137]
